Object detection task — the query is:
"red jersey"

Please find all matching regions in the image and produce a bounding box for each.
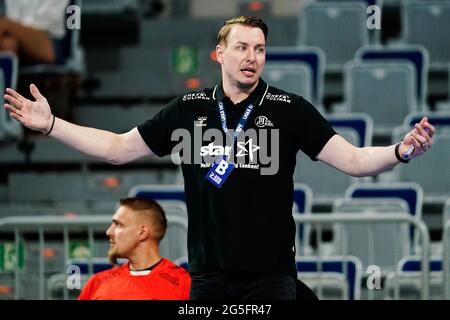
[78,258,191,300]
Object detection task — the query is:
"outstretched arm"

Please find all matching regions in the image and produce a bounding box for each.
[317,117,435,177]
[4,84,152,165]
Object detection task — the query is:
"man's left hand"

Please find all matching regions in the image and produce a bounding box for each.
[399,117,436,160]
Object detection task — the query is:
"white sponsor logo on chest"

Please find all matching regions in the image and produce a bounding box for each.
[265,93,291,103]
[182,92,210,101]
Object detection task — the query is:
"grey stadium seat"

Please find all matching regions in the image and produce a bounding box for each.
[266,46,325,107]
[344,61,417,134]
[403,1,450,70]
[298,1,369,71]
[263,63,312,102]
[391,128,450,202]
[331,198,411,274]
[294,113,373,203]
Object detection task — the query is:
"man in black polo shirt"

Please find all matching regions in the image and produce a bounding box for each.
[4,16,435,300]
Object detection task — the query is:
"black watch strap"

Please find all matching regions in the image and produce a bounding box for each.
[395,142,410,163]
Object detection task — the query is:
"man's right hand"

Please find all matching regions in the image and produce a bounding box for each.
[4,84,54,135]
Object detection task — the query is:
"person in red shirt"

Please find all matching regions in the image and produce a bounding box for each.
[78,197,191,300]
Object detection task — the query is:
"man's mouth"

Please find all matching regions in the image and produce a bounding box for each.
[241,67,256,77]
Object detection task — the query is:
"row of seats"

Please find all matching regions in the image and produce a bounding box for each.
[132,184,450,300]
[1,110,448,204]
[265,45,448,122]
[130,181,449,261]
[298,0,450,71]
[0,170,180,204]
[87,1,450,100]
[0,183,448,299]
[294,112,450,202]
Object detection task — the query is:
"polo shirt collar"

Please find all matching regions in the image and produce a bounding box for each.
[213,78,268,107]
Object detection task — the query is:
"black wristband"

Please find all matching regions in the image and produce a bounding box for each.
[44,114,55,136]
[395,142,410,163]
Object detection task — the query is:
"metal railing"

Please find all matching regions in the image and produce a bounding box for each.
[443,219,450,299]
[293,213,431,300]
[0,215,188,300]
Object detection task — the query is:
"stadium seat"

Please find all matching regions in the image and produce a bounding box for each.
[343,61,417,134]
[402,1,450,70]
[73,104,164,133]
[331,198,411,273]
[355,44,430,109]
[263,63,313,102]
[266,47,325,107]
[292,183,313,255]
[345,182,424,254]
[403,111,450,128]
[0,52,21,140]
[443,198,450,229]
[128,184,186,203]
[298,1,369,71]
[294,113,373,202]
[391,128,450,202]
[20,0,85,75]
[296,255,363,300]
[384,255,444,300]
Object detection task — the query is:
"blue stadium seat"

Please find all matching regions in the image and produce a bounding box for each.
[398,256,442,272]
[294,113,373,202]
[266,47,325,107]
[345,182,423,254]
[345,182,423,218]
[355,45,430,108]
[384,255,444,300]
[404,111,450,127]
[263,62,313,103]
[296,255,363,300]
[0,52,21,139]
[293,183,313,256]
[329,112,373,147]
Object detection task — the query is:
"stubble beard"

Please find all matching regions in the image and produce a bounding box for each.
[108,247,119,264]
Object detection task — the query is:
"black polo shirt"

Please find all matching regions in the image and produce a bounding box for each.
[137,79,336,277]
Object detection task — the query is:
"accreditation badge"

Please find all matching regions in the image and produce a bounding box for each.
[205,155,235,188]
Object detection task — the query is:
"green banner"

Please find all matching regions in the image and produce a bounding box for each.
[0,241,25,272]
[172,46,198,74]
[69,240,92,259]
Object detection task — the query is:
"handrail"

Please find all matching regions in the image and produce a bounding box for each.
[0,215,187,300]
[293,213,430,300]
[443,219,450,299]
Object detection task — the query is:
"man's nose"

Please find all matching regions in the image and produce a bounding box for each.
[246,49,256,62]
[106,225,113,237]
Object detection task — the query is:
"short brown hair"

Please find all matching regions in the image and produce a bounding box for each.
[119,197,167,242]
[217,16,268,46]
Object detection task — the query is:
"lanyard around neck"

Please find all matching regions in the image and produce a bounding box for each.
[217,100,254,144]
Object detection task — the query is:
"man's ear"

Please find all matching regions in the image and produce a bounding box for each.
[138,224,150,240]
[216,44,224,64]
